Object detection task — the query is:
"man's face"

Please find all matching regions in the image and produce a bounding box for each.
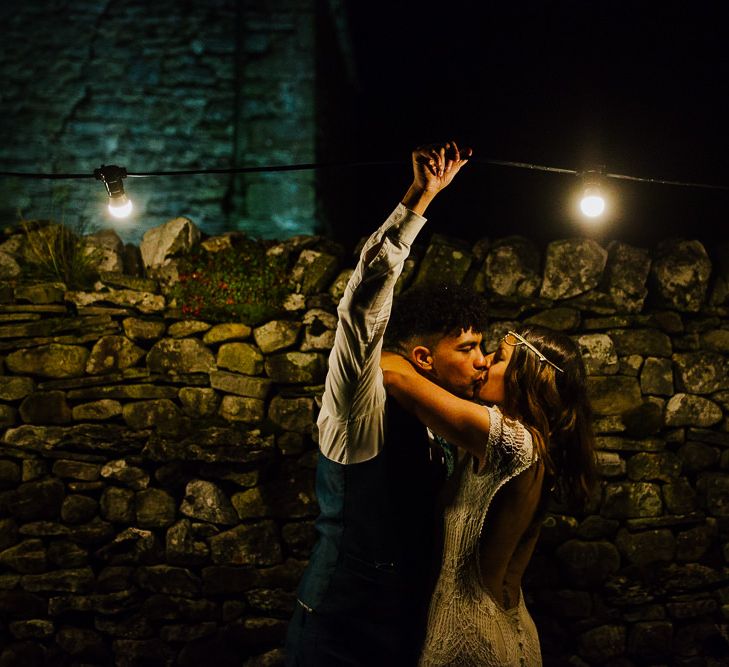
[427,328,487,399]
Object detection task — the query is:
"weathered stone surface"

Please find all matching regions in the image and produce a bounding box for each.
[605,241,651,312]
[135,565,200,597]
[575,333,619,375]
[0,376,34,400]
[147,338,215,375]
[178,387,219,417]
[697,474,729,517]
[8,619,55,640]
[123,399,180,430]
[628,621,673,660]
[15,283,65,306]
[141,217,201,270]
[167,320,211,338]
[86,335,145,375]
[587,376,642,415]
[608,328,672,357]
[524,307,580,331]
[100,487,136,523]
[264,351,326,384]
[67,383,178,400]
[101,460,150,490]
[281,522,317,558]
[678,441,720,472]
[8,479,65,521]
[665,393,722,427]
[651,239,711,312]
[56,625,108,660]
[84,229,125,273]
[209,370,272,399]
[253,320,302,354]
[19,390,72,425]
[621,398,664,437]
[601,482,663,518]
[180,480,238,525]
[478,236,540,298]
[0,460,21,488]
[595,451,626,477]
[100,272,157,293]
[413,237,473,287]
[202,322,252,345]
[122,317,166,341]
[60,495,98,524]
[627,452,681,482]
[663,478,698,514]
[676,523,714,561]
[300,308,336,351]
[21,567,95,593]
[219,395,265,423]
[0,250,21,278]
[216,342,264,375]
[328,269,353,302]
[640,357,674,395]
[166,519,209,566]
[540,239,607,300]
[291,249,339,295]
[616,528,675,565]
[701,328,729,353]
[268,395,314,433]
[208,521,283,566]
[0,403,17,427]
[673,351,729,394]
[232,488,270,519]
[143,428,274,464]
[66,289,165,313]
[6,344,89,378]
[135,488,177,528]
[0,539,47,573]
[72,398,123,421]
[578,624,626,662]
[555,539,620,586]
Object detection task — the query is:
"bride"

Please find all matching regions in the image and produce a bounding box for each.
[382,326,596,666]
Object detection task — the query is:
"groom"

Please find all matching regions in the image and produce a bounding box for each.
[285,142,488,665]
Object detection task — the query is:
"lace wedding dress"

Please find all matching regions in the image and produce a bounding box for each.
[419,406,543,666]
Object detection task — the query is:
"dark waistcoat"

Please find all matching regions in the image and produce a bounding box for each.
[296,396,446,620]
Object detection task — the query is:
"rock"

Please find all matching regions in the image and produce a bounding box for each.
[640,357,674,395]
[72,399,123,421]
[8,479,64,521]
[616,528,675,565]
[0,461,21,488]
[595,451,626,478]
[601,482,663,518]
[587,376,642,415]
[663,479,698,514]
[253,320,302,353]
[202,322,252,344]
[554,539,620,586]
[123,399,180,431]
[578,625,626,663]
[147,338,215,375]
[100,486,136,523]
[180,480,238,525]
[575,333,619,375]
[478,236,540,298]
[231,488,270,520]
[678,442,720,472]
[55,626,108,660]
[0,250,21,278]
[605,241,651,312]
[14,283,65,304]
[135,565,200,597]
[216,342,264,375]
[167,320,211,338]
[540,239,607,300]
[608,328,672,357]
[21,567,95,594]
[122,317,166,341]
[300,308,337,351]
[412,236,473,287]
[291,249,339,295]
[264,351,326,384]
[208,521,283,566]
[166,519,209,565]
[328,269,353,302]
[65,289,165,313]
[83,229,125,273]
[86,335,145,374]
[47,540,88,568]
[665,393,722,427]
[8,619,54,640]
[52,460,100,482]
[0,404,17,428]
[60,495,98,524]
[99,272,157,292]
[0,539,47,573]
[523,307,580,331]
[268,396,315,433]
[621,399,664,437]
[178,387,219,418]
[651,239,711,312]
[673,351,729,394]
[219,396,265,423]
[19,390,72,425]
[0,376,34,401]
[676,523,714,561]
[627,452,681,482]
[140,217,201,270]
[6,344,89,378]
[135,488,177,528]
[209,370,272,399]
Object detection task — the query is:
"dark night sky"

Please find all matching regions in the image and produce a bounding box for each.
[333,1,729,251]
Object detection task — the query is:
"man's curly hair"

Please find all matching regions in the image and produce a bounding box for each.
[384,282,489,354]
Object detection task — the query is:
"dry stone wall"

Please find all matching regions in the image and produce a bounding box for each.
[1,219,729,666]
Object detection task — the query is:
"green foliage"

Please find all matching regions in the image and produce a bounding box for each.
[170,237,295,324]
[20,220,101,290]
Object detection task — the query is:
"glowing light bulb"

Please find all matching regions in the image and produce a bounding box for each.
[580,187,605,218]
[108,196,133,219]
[94,164,133,220]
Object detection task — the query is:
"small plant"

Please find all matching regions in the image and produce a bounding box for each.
[20,219,102,290]
[170,236,295,324]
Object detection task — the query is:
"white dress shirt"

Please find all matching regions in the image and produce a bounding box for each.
[317,203,427,464]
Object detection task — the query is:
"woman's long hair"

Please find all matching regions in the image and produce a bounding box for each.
[500,325,596,510]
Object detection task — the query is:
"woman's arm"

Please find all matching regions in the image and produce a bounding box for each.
[381,352,491,460]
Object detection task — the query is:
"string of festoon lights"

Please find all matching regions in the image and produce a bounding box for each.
[2,158,729,221]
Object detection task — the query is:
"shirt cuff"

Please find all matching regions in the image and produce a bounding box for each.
[392,202,427,246]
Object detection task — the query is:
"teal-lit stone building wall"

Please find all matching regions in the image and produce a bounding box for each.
[0,0,351,243]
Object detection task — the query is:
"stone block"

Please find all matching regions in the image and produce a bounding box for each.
[541,239,607,300]
[180,480,238,525]
[217,342,264,375]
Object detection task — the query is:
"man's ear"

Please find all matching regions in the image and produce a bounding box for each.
[410,345,434,371]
